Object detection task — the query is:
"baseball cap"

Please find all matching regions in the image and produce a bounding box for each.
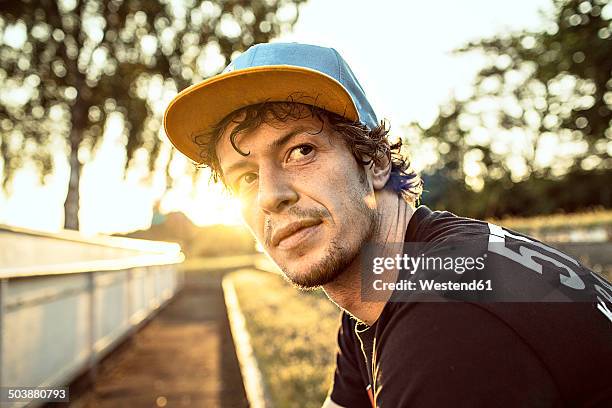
[163,42,379,164]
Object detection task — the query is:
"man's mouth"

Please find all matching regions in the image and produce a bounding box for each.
[271,219,323,249]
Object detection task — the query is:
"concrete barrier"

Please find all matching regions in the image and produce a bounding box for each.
[222,272,273,408]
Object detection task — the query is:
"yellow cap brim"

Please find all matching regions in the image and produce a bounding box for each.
[163,65,359,164]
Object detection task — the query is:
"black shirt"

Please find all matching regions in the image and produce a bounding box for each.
[329,206,612,407]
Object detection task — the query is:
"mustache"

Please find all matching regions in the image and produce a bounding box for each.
[264,207,330,247]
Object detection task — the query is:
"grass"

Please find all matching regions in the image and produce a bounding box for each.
[489,209,612,231]
[227,269,340,408]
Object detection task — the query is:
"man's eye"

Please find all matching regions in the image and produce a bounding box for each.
[242,172,257,185]
[287,144,314,162]
[234,172,257,193]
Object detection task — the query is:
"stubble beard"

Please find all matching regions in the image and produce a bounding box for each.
[281,192,379,290]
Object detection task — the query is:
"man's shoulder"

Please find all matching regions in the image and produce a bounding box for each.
[409,206,554,245]
[406,207,612,305]
[407,206,491,243]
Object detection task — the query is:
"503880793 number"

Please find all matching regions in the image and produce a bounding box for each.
[1,387,69,402]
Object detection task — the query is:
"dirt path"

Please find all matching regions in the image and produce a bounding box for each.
[62,270,248,408]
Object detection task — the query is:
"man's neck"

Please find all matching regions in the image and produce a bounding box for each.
[322,190,415,325]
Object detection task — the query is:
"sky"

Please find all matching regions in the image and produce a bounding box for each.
[280,0,552,128]
[0,0,553,235]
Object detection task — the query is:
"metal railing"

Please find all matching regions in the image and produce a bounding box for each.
[0,224,184,408]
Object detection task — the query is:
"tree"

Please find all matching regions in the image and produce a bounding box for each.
[0,0,305,230]
[411,0,611,218]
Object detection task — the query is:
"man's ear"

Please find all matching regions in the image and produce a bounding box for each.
[370,154,392,190]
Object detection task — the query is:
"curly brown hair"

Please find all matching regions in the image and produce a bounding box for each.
[193,101,423,203]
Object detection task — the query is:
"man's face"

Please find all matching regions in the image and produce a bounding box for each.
[216,110,379,288]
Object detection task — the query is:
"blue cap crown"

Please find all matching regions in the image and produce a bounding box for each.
[224,43,378,130]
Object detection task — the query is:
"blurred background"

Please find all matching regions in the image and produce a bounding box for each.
[1,0,610,236]
[1,1,611,407]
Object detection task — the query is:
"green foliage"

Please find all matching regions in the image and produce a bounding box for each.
[422,167,612,218]
[229,269,340,408]
[0,0,306,228]
[119,211,256,257]
[411,0,611,218]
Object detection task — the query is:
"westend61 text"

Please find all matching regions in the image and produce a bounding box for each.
[373,279,493,292]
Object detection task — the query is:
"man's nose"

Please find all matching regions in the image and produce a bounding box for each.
[257,166,298,213]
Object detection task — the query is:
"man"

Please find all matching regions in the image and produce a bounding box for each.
[164,43,612,407]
